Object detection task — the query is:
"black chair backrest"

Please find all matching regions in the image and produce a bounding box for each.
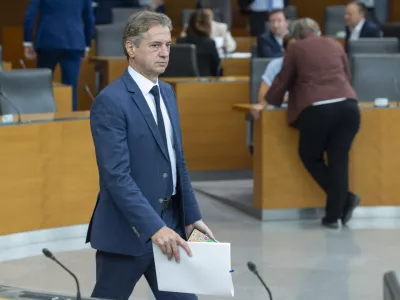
[95,24,125,56]
[0,69,56,115]
[382,23,400,42]
[161,44,200,78]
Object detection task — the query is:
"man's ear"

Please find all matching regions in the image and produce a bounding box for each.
[125,40,136,59]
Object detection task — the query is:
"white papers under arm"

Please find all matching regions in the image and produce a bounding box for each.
[153,242,234,297]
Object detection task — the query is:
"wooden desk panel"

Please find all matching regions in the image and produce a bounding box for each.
[0,114,98,235]
[233,104,400,211]
[53,84,72,112]
[165,79,252,171]
[235,37,256,53]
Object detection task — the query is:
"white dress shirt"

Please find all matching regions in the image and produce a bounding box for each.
[250,0,284,12]
[128,66,177,195]
[350,19,366,40]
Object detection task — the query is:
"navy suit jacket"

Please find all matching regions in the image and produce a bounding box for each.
[86,70,202,257]
[345,20,381,51]
[24,0,94,51]
[257,32,284,58]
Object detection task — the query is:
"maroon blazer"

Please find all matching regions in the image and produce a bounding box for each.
[265,36,357,126]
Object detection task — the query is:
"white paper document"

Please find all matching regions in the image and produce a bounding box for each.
[153,242,234,297]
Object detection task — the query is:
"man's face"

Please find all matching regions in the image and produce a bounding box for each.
[268,12,288,36]
[345,3,364,28]
[127,25,171,81]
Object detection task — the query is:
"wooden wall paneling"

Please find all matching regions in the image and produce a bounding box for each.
[389,0,400,22]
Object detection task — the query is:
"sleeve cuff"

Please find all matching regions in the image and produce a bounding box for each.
[185,210,203,226]
[23,42,33,47]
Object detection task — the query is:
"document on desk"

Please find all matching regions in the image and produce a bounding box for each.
[153,242,234,297]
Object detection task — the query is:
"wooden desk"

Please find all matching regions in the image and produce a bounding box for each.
[53,84,72,112]
[234,37,256,53]
[223,57,250,76]
[233,103,400,218]
[2,61,12,70]
[91,56,251,89]
[0,112,98,235]
[162,77,252,171]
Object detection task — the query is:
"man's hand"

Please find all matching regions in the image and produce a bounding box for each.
[151,227,192,262]
[82,50,89,60]
[186,220,215,240]
[24,46,36,60]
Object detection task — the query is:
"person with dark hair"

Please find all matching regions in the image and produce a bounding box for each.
[177,10,221,77]
[345,1,380,50]
[181,4,237,53]
[257,8,289,57]
[238,0,284,37]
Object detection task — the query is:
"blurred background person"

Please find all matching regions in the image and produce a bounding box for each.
[345,1,380,50]
[257,8,289,57]
[237,0,285,37]
[139,0,165,14]
[181,5,237,53]
[257,34,294,104]
[177,9,221,77]
[264,18,361,229]
[23,0,94,111]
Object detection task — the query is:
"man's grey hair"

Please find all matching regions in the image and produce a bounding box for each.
[290,18,321,40]
[122,11,172,59]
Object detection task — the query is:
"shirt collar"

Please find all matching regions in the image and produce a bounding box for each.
[354,19,365,32]
[128,66,159,96]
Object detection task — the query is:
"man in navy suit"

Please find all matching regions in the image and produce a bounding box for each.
[257,9,289,57]
[344,1,381,51]
[23,0,94,111]
[86,10,214,300]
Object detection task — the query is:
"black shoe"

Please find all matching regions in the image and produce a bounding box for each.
[321,218,340,229]
[342,194,361,225]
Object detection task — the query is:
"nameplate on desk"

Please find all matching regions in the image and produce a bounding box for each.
[222,52,251,59]
[1,114,13,124]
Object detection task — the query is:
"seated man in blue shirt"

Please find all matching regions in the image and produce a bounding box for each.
[257,34,294,104]
[257,8,289,58]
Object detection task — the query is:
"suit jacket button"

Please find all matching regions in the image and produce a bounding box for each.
[159,198,164,203]
[163,173,168,178]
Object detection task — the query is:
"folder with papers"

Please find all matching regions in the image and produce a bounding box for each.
[153,242,234,297]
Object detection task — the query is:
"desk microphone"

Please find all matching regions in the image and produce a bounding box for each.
[0,91,21,123]
[84,84,95,102]
[247,261,273,300]
[42,248,82,300]
[215,46,227,80]
[19,59,27,69]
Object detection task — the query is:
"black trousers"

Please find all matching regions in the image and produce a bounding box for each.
[297,99,361,221]
[249,11,268,36]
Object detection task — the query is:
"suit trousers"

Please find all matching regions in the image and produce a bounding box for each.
[91,200,197,300]
[297,99,360,221]
[36,49,83,111]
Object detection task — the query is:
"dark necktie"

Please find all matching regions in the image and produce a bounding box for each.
[150,85,168,150]
[150,85,173,198]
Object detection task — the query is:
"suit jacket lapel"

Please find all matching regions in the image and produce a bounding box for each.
[121,70,170,162]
